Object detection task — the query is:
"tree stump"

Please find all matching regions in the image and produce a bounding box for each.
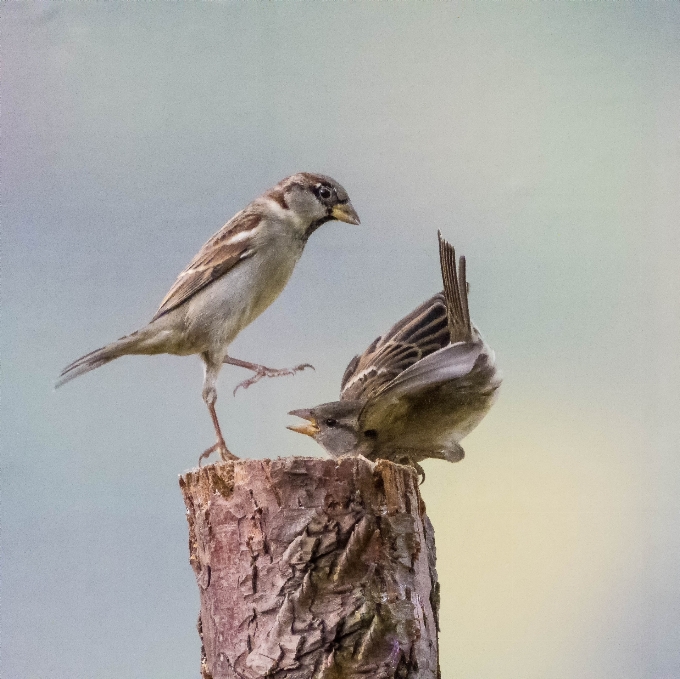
[179,456,440,679]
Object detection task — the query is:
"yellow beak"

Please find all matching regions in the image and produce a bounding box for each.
[331,202,361,225]
[287,409,320,438]
[287,422,319,437]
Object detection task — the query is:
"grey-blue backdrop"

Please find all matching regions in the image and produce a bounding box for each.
[4,3,680,678]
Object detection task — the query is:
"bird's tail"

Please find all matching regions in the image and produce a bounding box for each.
[55,329,152,388]
[438,231,473,344]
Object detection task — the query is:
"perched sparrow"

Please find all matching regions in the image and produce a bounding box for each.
[288,232,500,481]
[57,173,360,462]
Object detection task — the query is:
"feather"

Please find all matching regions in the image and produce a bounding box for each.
[438,230,472,343]
[340,294,450,401]
[152,212,261,320]
[359,342,500,435]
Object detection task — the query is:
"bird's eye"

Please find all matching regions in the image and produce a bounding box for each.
[364,429,378,439]
[325,418,337,427]
[316,185,332,200]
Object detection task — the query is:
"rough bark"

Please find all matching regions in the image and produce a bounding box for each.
[179,456,440,679]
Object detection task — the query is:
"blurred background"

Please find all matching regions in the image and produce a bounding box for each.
[3,2,679,678]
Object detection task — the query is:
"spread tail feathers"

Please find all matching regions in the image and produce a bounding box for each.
[56,330,152,388]
[438,231,472,343]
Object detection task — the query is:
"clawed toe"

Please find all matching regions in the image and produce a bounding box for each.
[233,374,263,395]
[292,363,315,373]
[395,455,426,484]
[409,460,426,484]
[233,363,315,396]
[198,444,217,466]
[198,442,238,466]
[220,447,238,462]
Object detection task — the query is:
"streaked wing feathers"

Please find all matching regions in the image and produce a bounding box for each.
[438,231,472,343]
[152,212,261,321]
[340,293,450,401]
[376,341,490,398]
[359,341,500,429]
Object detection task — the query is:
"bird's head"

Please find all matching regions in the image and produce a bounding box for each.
[287,400,367,458]
[266,173,360,239]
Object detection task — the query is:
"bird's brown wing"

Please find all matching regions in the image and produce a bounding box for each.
[340,233,473,401]
[358,341,500,457]
[151,211,261,321]
[340,293,450,401]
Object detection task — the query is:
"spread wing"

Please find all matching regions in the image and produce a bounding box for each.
[358,340,501,433]
[359,236,500,444]
[340,293,451,401]
[151,211,261,321]
[339,233,475,402]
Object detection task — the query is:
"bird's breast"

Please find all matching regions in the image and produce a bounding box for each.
[244,236,304,320]
[181,233,304,353]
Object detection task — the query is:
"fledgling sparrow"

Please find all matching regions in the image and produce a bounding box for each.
[56,173,360,463]
[288,232,500,481]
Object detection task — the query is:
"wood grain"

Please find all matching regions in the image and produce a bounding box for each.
[180,456,440,679]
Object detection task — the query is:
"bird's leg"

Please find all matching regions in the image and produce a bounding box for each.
[198,356,238,465]
[396,453,426,485]
[412,461,426,485]
[224,356,314,395]
[198,401,238,465]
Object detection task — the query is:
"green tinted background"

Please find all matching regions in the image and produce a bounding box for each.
[3,2,679,677]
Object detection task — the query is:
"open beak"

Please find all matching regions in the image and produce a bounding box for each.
[287,409,320,437]
[331,202,361,225]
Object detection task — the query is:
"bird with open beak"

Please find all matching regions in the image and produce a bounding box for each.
[57,173,360,463]
[288,232,501,482]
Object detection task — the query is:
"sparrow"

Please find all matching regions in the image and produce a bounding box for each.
[287,232,500,481]
[56,173,360,463]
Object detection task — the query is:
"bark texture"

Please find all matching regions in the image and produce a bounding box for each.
[179,456,440,679]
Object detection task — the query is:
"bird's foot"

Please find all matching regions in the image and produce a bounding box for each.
[198,441,238,466]
[396,455,426,484]
[233,363,314,395]
[413,461,426,485]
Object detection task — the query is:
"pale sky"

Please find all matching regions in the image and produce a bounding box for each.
[3,3,680,678]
